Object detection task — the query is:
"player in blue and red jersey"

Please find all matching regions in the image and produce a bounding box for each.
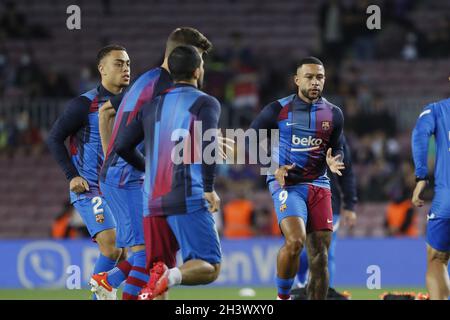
[90,28,213,300]
[46,45,130,299]
[250,57,345,300]
[115,45,222,300]
[411,90,450,300]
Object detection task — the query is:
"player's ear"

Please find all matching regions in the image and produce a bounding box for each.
[98,63,104,77]
[194,67,201,80]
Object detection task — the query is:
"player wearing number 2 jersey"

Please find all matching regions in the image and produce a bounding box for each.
[47,45,130,299]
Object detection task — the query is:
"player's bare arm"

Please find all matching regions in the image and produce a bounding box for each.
[412,180,427,207]
[99,100,116,156]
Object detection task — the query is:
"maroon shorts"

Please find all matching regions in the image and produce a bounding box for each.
[305,185,333,233]
[143,215,179,271]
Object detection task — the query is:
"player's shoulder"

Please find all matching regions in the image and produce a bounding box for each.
[276,94,296,107]
[322,97,344,121]
[430,97,450,110]
[199,92,220,105]
[80,87,99,102]
[64,90,93,112]
[137,67,165,82]
[321,97,342,112]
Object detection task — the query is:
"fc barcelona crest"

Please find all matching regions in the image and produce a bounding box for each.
[322,121,330,131]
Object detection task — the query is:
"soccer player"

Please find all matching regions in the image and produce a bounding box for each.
[293,135,357,299]
[46,45,130,298]
[89,28,213,300]
[115,45,222,300]
[249,57,344,300]
[411,93,450,300]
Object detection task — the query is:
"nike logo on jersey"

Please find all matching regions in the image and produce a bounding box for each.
[327,219,333,224]
[427,213,436,220]
[419,109,431,118]
[286,122,299,126]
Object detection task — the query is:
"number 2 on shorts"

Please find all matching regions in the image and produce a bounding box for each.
[91,196,104,214]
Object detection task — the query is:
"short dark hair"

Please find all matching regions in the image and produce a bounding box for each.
[96,44,127,65]
[168,45,202,82]
[296,56,324,70]
[165,27,212,57]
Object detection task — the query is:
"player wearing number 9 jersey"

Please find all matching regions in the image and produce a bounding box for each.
[250,57,344,300]
[47,45,130,299]
[411,95,450,300]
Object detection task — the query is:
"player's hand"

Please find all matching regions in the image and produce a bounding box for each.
[217,133,235,160]
[412,180,427,207]
[69,176,90,194]
[326,148,345,176]
[204,191,221,213]
[274,164,295,188]
[342,209,357,227]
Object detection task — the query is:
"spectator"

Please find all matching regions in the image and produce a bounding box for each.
[223,188,256,238]
[51,202,89,239]
[0,1,27,38]
[384,182,419,237]
[319,0,345,65]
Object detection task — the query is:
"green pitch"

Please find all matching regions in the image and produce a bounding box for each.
[0,287,426,300]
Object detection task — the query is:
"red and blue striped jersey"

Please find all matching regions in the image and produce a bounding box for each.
[250,94,344,189]
[100,67,172,188]
[114,84,221,217]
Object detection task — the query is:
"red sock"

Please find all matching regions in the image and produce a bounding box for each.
[117,259,132,277]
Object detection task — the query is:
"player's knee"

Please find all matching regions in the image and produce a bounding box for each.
[100,246,122,261]
[285,237,304,256]
[204,263,221,284]
[310,251,328,273]
[428,248,450,264]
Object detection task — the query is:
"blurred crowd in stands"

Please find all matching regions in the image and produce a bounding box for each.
[0,0,448,237]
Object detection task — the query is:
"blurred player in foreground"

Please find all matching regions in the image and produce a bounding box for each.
[47,45,130,298]
[293,135,357,300]
[411,81,450,300]
[250,57,344,300]
[115,45,222,300]
[90,28,213,300]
